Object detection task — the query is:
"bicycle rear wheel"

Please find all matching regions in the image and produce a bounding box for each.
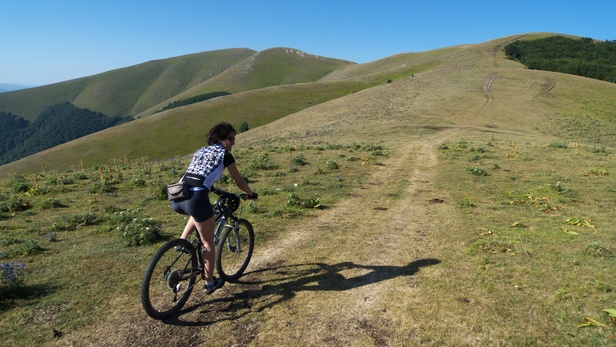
[215,219,254,282]
[140,238,198,320]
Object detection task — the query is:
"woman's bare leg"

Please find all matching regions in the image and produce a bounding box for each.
[180,217,196,239]
[193,217,216,282]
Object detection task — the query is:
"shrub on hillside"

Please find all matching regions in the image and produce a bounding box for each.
[102,209,163,246]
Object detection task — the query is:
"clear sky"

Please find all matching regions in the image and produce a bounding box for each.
[1,0,614,86]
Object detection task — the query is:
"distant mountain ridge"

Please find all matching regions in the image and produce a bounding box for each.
[0,48,353,121]
[0,83,34,93]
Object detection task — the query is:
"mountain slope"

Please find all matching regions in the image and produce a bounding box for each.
[0,48,355,122]
[135,47,356,117]
[0,49,255,121]
[0,49,435,176]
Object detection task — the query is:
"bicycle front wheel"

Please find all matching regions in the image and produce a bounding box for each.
[140,238,198,320]
[216,219,254,282]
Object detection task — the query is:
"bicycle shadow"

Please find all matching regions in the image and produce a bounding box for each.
[168,258,440,326]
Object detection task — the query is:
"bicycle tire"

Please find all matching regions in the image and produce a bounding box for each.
[215,219,254,282]
[140,238,198,320]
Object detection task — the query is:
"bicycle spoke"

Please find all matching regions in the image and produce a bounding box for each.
[216,219,254,282]
[141,239,198,320]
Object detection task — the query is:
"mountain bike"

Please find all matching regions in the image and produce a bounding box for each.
[140,187,255,320]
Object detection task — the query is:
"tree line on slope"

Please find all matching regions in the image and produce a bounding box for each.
[0,103,132,166]
[156,91,231,113]
[505,36,616,83]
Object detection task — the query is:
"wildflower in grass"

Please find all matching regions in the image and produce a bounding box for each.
[1,261,25,288]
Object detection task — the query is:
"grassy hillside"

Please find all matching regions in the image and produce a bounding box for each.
[0,47,357,168]
[0,47,354,122]
[1,33,615,346]
[0,48,437,177]
[133,48,356,117]
[0,48,351,120]
[0,49,256,121]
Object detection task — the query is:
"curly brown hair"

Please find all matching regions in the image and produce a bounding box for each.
[206,122,236,145]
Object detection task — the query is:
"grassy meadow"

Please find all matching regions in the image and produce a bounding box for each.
[0,140,386,345]
[1,34,615,346]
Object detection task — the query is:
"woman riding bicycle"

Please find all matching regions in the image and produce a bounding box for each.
[171,122,257,294]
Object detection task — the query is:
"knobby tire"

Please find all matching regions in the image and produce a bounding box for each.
[215,218,254,282]
[140,238,198,320]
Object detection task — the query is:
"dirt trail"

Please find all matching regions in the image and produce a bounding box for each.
[223,128,456,346]
[61,126,459,347]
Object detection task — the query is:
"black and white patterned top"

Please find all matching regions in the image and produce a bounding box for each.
[184,143,235,189]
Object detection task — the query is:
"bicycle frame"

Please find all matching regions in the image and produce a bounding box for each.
[189,190,243,279]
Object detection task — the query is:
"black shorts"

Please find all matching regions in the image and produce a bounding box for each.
[170,188,214,222]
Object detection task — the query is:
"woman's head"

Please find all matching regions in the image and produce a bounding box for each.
[207,122,236,146]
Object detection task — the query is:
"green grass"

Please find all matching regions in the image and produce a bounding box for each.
[434,135,614,345]
[0,141,384,345]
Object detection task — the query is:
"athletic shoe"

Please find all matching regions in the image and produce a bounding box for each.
[204,277,224,294]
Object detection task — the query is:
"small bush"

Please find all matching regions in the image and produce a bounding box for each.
[439,141,451,150]
[585,242,611,257]
[548,142,568,148]
[466,167,488,176]
[470,145,487,153]
[290,154,308,166]
[286,194,322,209]
[150,180,168,201]
[246,153,279,171]
[326,160,339,170]
[363,144,388,156]
[287,194,302,207]
[16,240,44,256]
[40,198,67,210]
[129,176,148,188]
[73,172,89,180]
[302,196,322,209]
[0,195,32,213]
[103,209,163,246]
[43,232,59,242]
[61,176,75,185]
[591,146,607,154]
[9,175,31,193]
[456,199,477,208]
[89,181,117,194]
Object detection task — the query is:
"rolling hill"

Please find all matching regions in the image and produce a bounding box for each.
[0,48,355,121]
[0,47,357,168]
[0,33,615,178]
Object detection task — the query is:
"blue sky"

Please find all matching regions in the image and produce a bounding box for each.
[2,0,614,86]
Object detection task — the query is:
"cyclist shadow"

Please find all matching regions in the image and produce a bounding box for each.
[171,258,440,326]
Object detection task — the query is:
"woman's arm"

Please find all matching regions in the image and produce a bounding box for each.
[226,162,255,196]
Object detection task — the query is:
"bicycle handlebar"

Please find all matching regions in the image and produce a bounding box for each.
[211,187,257,200]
